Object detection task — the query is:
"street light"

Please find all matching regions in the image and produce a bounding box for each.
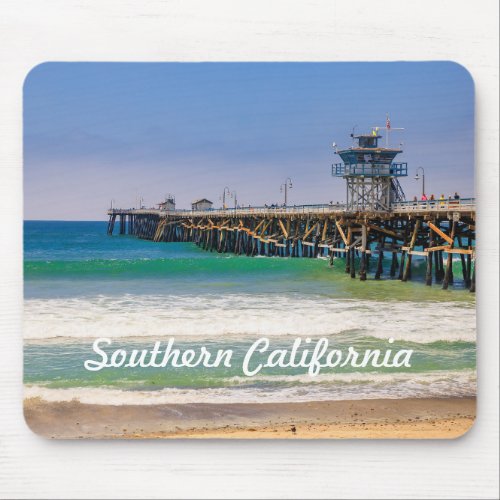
[231,191,237,209]
[280,177,293,206]
[414,167,425,198]
[221,186,231,209]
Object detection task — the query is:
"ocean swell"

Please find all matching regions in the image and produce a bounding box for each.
[24,369,476,405]
[24,294,476,343]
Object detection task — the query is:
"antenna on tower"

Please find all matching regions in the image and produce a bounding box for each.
[351,125,358,146]
[372,114,404,147]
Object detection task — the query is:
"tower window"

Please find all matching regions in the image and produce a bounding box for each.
[358,137,377,148]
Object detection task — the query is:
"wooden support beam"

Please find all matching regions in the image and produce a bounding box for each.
[278,219,289,239]
[466,236,473,289]
[408,250,428,256]
[425,222,434,286]
[367,224,401,239]
[443,248,474,255]
[351,236,362,248]
[302,222,318,241]
[375,236,384,280]
[402,219,420,282]
[252,219,266,236]
[470,258,476,293]
[336,220,348,246]
[424,245,451,253]
[353,248,372,255]
[428,222,454,245]
[321,219,328,242]
[359,225,367,281]
[457,236,468,286]
[345,226,352,275]
[442,221,457,290]
[258,219,272,237]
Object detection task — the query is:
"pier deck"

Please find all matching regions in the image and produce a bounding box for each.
[107,198,476,291]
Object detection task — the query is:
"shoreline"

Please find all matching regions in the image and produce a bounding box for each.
[24,396,475,439]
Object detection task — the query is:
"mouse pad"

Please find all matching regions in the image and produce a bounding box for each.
[23,62,476,439]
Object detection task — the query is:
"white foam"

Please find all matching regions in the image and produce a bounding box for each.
[24,294,476,343]
[24,369,476,405]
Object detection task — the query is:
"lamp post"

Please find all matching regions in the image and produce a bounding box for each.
[231,191,237,209]
[280,177,293,206]
[221,186,231,209]
[414,167,425,198]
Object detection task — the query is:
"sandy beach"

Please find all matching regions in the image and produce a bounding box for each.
[24,396,475,439]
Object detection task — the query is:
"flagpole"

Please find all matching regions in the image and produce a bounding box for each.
[386,114,390,147]
[371,116,403,149]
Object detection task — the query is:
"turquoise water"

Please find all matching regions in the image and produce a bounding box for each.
[24,221,476,404]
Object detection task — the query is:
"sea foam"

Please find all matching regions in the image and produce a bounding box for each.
[24,369,476,405]
[24,293,476,343]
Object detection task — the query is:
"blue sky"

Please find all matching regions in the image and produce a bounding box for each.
[24,62,474,220]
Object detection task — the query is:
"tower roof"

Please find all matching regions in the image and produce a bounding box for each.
[353,134,382,140]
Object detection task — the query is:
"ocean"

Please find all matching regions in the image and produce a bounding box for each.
[24,220,476,405]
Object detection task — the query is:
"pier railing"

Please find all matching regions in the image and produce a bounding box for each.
[109,197,475,218]
[109,204,348,218]
[332,162,408,177]
[391,197,476,212]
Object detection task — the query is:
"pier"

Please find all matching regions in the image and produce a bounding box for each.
[107,198,475,291]
[106,128,476,291]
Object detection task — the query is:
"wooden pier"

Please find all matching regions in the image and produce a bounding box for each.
[106,127,476,291]
[107,199,476,291]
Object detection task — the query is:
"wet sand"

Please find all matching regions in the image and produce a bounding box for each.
[24,397,475,439]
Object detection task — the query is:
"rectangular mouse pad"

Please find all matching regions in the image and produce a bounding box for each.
[23,62,476,439]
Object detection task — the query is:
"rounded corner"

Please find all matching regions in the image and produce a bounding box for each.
[22,61,53,95]
[450,414,477,440]
[23,399,52,439]
[445,60,476,94]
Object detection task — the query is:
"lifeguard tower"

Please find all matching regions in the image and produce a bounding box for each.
[332,121,407,211]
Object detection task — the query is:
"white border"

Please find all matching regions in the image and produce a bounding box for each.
[0,1,498,498]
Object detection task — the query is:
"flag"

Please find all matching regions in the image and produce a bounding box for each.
[386,115,391,130]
